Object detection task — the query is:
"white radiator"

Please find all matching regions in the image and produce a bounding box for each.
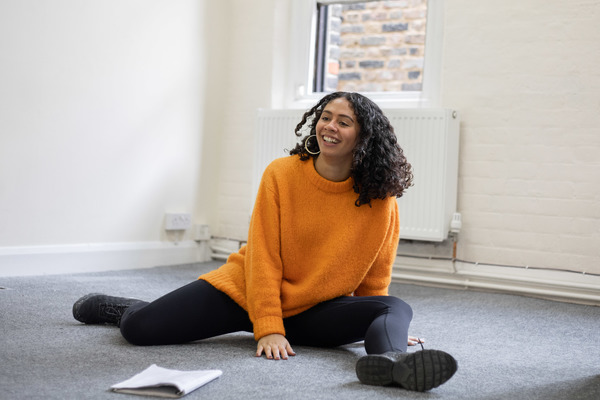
[253,108,460,242]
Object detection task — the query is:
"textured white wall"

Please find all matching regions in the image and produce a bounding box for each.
[442,0,600,273]
[212,0,282,240]
[0,0,205,246]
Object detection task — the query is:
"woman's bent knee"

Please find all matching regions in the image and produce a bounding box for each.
[119,306,156,346]
[384,296,413,320]
[120,320,145,346]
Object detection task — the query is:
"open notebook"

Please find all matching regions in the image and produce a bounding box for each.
[111,364,222,398]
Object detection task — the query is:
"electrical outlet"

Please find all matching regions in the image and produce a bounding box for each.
[165,213,192,231]
[194,224,211,241]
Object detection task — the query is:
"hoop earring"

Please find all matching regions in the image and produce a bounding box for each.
[304,134,320,155]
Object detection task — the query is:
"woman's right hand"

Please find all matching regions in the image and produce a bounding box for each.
[408,336,425,346]
[256,333,296,360]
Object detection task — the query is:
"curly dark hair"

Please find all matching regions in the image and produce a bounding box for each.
[289,91,413,207]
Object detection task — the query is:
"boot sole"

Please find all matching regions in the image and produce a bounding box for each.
[356,350,457,391]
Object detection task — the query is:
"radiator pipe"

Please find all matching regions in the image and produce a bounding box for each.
[206,236,598,278]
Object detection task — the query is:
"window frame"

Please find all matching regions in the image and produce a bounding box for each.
[284,0,444,109]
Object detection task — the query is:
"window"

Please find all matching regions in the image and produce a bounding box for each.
[285,0,444,109]
[314,1,428,93]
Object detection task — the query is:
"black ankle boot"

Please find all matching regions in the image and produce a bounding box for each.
[356,349,457,392]
[72,293,142,326]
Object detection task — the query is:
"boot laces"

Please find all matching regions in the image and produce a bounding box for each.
[100,303,128,318]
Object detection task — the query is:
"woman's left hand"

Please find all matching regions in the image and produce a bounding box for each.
[408,336,425,346]
[256,333,296,360]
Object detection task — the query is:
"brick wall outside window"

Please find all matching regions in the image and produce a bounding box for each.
[323,0,428,92]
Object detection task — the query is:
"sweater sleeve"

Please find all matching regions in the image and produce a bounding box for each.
[354,199,400,297]
[244,166,286,340]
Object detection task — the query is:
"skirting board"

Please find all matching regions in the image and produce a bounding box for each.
[0,241,210,277]
[393,256,600,306]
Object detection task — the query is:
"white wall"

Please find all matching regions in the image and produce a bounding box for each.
[212,0,282,240]
[442,0,600,274]
[0,0,213,274]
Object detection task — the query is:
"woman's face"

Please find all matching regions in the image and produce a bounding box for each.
[315,97,360,164]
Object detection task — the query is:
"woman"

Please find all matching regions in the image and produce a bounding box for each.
[73,92,457,392]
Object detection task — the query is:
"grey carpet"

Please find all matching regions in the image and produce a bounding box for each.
[1,262,599,400]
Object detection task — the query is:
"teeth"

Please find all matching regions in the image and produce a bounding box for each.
[323,136,339,144]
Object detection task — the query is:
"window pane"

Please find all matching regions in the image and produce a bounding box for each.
[315,0,428,93]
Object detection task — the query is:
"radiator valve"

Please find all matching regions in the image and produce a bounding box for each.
[450,212,462,233]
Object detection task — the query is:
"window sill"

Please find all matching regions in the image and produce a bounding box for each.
[283,90,438,110]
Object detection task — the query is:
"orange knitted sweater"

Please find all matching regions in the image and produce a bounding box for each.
[199,155,400,341]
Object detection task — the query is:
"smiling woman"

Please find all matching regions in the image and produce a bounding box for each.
[73,91,456,393]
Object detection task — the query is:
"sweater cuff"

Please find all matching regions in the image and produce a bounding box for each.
[253,316,286,340]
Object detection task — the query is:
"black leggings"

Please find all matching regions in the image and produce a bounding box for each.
[120,280,413,354]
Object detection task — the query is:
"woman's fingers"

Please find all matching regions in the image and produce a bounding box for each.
[286,343,296,357]
[255,335,296,360]
[258,344,282,359]
[271,343,289,360]
[408,336,425,346]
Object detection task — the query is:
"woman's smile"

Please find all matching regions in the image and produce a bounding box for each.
[322,135,340,144]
